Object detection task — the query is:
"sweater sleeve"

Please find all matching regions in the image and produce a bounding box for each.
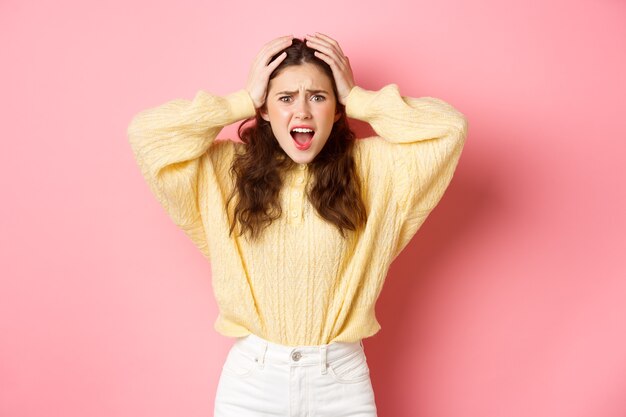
[346,84,468,260]
[127,89,256,260]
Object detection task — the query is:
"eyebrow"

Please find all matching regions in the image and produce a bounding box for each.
[274,89,330,96]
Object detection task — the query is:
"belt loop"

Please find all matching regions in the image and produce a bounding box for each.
[320,345,328,375]
[257,340,268,369]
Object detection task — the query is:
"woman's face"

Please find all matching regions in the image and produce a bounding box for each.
[261,63,341,165]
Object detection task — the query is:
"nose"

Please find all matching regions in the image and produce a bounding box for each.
[294,98,311,119]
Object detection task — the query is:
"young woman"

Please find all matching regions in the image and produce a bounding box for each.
[128,33,467,417]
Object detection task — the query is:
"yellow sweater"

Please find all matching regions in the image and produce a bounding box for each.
[127,84,468,346]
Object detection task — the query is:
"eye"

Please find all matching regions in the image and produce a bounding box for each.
[311,95,326,102]
[279,96,292,102]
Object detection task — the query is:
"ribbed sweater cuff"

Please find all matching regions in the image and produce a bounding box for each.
[345,85,378,121]
[224,89,257,123]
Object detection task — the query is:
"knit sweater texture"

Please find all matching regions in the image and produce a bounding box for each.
[127,84,468,346]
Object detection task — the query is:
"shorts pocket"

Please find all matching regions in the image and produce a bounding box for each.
[326,348,371,384]
[221,346,259,379]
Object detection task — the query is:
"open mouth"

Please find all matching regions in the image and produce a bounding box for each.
[290,128,315,150]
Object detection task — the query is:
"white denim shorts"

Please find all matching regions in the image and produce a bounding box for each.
[214,333,378,417]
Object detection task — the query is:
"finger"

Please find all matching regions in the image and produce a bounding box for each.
[312,50,332,65]
[307,40,346,68]
[312,50,345,74]
[263,37,292,56]
[258,36,293,65]
[267,35,293,52]
[305,35,339,55]
[261,45,291,68]
[311,32,346,56]
[305,37,341,58]
[261,35,293,51]
[306,37,347,66]
[267,51,287,70]
[266,48,291,69]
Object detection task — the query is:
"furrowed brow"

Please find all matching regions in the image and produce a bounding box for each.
[275,89,329,96]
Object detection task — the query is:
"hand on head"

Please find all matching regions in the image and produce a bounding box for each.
[304,33,355,106]
[245,35,294,109]
[245,33,355,109]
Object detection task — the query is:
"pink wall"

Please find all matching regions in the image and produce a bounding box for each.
[2,0,625,416]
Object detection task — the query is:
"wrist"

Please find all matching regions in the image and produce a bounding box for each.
[226,89,257,121]
[340,85,356,106]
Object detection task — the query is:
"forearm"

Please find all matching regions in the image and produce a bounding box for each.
[345,84,467,145]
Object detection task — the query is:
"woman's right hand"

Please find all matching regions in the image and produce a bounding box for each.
[245,35,293,109]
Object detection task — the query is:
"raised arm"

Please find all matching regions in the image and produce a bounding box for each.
[127,89,256,259]
[127,35,294,260]
[302,33,467,260]
[346,83,468,260]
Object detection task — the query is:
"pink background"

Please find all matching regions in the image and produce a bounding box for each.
[2,0,625,416]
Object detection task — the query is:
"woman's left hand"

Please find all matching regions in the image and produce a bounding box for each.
[305,33,355,106]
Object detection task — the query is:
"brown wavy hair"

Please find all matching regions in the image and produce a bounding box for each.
[226,38,367,241]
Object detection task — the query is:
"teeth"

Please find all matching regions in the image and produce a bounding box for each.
[291,128,314,133]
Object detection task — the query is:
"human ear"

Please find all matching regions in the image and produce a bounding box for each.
[260,106,270,122]
[334,111,342,123]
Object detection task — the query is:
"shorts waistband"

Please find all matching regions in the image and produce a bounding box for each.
[232,333,364,375]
